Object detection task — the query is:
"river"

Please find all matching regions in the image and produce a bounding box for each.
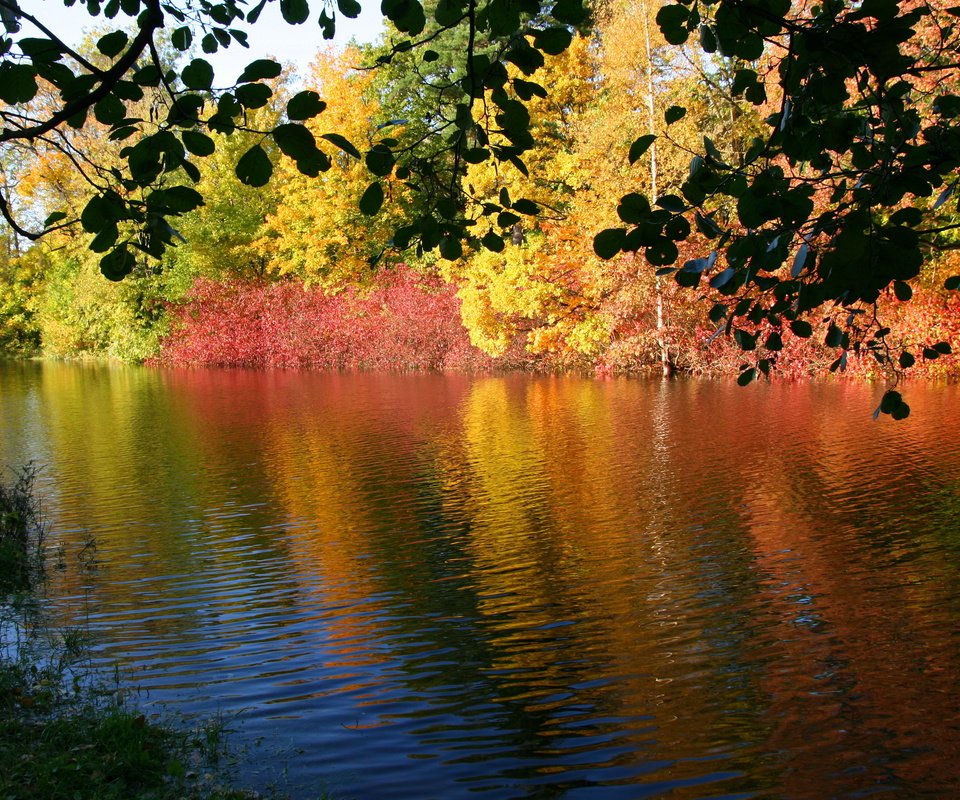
[1,361,959,798]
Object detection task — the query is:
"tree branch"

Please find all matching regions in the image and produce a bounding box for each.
[0,0,163,145]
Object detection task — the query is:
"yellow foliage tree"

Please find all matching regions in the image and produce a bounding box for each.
[256,48,415,289]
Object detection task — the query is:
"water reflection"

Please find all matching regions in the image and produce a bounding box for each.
[1,362,959,798]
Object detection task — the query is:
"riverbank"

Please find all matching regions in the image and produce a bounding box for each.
[0,466,302,800]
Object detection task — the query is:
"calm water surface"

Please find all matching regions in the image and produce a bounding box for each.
[2,361,959,799]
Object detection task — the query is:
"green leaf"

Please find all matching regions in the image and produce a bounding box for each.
[235,82,272,108]
[945,275,960,291]
[710,267,735,289]
[617,193,650,224]
[664,105,686,124]
[0,64,39,103]
[645,238,678,266]
[318,8,335,38]
[321,132,361,158]
[880,390,903,414]
[462,147,489,164]
[366,144,395,176]
[656,3,691,45]
[94,94,126,125]
[235,144,273,187]
[694,212,722,239]
[893,280,913,301]
[934,341,953,354]
[891,402,910,421]
[790,320,813,338]
[551,0,588,24]
[765,331,783,351]
[89,223,119,253]
[628,134,656,164]
[19,38,63,60]
[238,59,282,82]
[182,59,214,90]
[97,30,128,57]
[656,194,686,213]
[899,351,916,369]
[100,244,136,281]
[439,235,463,260]
[512,198,539,215]
[737,367,756,386]
[533,27,573,55]
[359,181,385,215]
[280,0,309,24]
[43,211,68,228]
[825,323,843,348]
[734,329,757,350]
[170,25,193,53]
[161,185,204,212]
[481,231,505,252]
[698,24,717,53]
[435,0,463,26]
[273,123,317,161]
[594,228,627,260]
[287,90,326,120]
[337,0,362,17]
[182,130,215,156]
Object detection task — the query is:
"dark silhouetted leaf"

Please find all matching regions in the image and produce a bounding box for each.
[181,59,214,90]
[321,132,360,158]
[238,59,282,82]
[287,90,326,120]
[359,181,384,215]
[235,144,273,187]
[628,134,656,164]
[594,228,626,259]
[97,30,128,57]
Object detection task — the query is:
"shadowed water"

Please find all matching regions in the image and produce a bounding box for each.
[2,361,959,798]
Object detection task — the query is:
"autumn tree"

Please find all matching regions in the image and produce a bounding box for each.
[594,0,960,415]
[255,47,414,288]
[1,0,958,410]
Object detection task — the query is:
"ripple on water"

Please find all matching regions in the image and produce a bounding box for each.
[3,366,960,798]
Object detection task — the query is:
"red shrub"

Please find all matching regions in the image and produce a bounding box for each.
[153,266,497,371]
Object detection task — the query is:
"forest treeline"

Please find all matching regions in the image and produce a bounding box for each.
[2,0,958,378]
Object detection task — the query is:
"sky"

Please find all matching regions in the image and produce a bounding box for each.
[17,0,385,80]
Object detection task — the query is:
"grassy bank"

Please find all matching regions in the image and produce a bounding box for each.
[0,465,297,800]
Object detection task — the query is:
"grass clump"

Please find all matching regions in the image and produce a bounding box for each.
[0,463,45,595]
